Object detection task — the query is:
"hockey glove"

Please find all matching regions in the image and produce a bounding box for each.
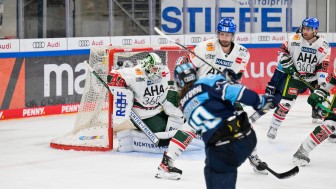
[280,55,297,75]
[265,82,276,95]
[166,81,179,107]
[307,88,329,108]
[222,68,239,84]
[259,94,276,113]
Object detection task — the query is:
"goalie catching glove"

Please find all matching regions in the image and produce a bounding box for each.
[307,87,329,108]
[280,54,297,75]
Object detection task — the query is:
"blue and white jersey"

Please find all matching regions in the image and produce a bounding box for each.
[180,74,262,144]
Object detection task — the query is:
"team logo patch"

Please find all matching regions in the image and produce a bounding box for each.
[291,42,300,46]
[293,34,300,40]
[136,77,145,82]
[147,80,154,85]
[301,47,317,54]
[206,42,215,51]
[236,57,242,64]
[288,87,298,95]
[318,47,326,54]
[162,71,168,77]
[135,68,144,75]
[205,54,215,59]
[216,59,233,67]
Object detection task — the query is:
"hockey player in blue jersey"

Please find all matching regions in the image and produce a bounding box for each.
[174,63,275,188]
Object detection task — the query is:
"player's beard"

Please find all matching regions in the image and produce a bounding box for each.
[302,32,315,41]
[219,40,231,48]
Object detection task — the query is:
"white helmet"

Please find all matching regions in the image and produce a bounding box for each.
[141,53,164,79]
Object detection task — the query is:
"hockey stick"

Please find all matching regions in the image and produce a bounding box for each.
[154,27,222,73]
[259,162,299,179]
[85,61,159,145]
[293,73,331,105]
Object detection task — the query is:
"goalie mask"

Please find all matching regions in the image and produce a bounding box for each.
[174,62,197,88]
[141,53,164,80]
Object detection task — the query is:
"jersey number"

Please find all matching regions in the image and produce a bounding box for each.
[189,106,221,132]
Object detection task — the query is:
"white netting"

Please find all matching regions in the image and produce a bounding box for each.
[72,47,109,133]
[50,46,192,151]
[50,47,111,151]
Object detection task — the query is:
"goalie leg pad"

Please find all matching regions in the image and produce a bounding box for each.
[116,129,168,153]
[116,129,134,152]
[165,116,184,132]
[110,87,134,125]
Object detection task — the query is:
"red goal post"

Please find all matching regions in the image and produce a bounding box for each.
[50,45,194,151]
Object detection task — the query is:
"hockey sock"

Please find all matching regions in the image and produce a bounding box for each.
[302,124,334,153]
[166,130,196,160]
[270,102,291,129]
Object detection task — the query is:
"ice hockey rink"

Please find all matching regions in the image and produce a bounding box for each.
[0,95,334,189]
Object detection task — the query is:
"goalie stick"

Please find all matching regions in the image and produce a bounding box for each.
[258,162,299,179]
[85,61,159,145]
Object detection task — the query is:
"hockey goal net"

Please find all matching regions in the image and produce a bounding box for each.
[50,45,193,151]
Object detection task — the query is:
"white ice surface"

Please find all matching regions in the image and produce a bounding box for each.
[0,96,335,189]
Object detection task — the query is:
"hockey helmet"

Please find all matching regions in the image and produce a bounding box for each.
[217,18,236,33]
[174,62,198,88]
[302,17,319,30]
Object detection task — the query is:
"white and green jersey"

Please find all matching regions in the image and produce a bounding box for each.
[190,38,250,78]
[281,33,331,84]
[117,64,171,119]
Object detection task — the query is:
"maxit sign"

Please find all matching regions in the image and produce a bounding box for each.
[161,0,306,34]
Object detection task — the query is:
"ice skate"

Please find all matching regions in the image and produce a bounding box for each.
[328,134,336,143]
[155,152,182,180]
[293,145,310,167]
[248,154,268,175]
[312,107,323,123]
[267,127,278,141]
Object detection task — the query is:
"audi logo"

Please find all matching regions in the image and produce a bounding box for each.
[78,40,90,47]
[158,38,168,44]
[122,39,133,45]
[32,42,45,48]
[257,36,270,42]
[191,37,202,43]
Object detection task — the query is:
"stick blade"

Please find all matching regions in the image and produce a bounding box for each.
[277,166,299,179]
